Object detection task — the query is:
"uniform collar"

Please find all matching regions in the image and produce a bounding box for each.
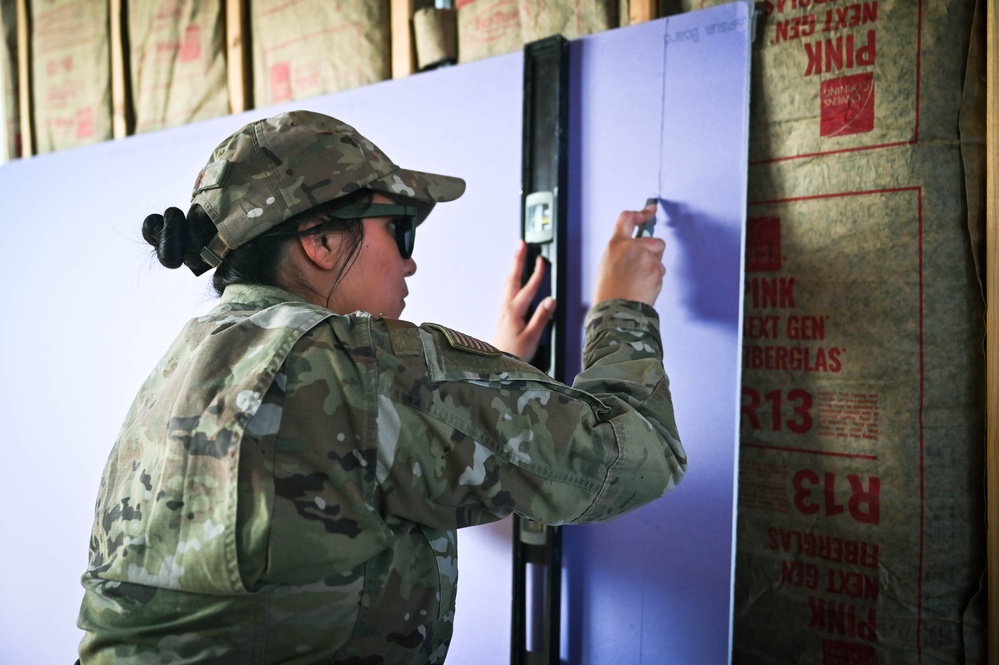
[219,283,316,311]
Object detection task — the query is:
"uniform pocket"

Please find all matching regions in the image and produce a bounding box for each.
[420,526,458,620]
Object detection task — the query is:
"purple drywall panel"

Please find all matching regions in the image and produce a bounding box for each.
[563,4,751,664]
[0,55,523,665]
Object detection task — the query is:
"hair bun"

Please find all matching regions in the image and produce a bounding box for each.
[141,212,164,247]
[142,207,189,269]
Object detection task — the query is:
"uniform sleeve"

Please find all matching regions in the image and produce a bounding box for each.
[367,299,686,529]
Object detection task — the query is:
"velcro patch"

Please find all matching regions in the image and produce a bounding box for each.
[192,160,230,194]
[384,318,423,357]
[424,323,501,356]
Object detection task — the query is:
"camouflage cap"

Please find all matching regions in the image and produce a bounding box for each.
[191,110,466,268]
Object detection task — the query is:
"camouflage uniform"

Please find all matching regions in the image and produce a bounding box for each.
[78,283,685,664]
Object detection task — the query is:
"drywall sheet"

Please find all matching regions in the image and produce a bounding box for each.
[564,4,751,663]
[0,4,750,663]
[0,53,521,665]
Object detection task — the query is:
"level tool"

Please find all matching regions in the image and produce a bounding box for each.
[511,34,569,665]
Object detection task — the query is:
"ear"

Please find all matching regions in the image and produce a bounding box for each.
[297,231,339,271]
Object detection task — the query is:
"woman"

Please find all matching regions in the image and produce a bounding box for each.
[77,110,685,664]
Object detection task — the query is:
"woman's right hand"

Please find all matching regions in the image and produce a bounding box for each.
[592,203,666,306]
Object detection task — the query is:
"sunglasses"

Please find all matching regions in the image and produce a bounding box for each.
[333,203,418,259]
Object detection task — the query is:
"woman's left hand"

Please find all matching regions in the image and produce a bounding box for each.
[493,241,556,362]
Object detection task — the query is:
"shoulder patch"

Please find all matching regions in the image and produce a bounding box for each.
[424,323,502,357]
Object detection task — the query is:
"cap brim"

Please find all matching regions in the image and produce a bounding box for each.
[367,167,466,224]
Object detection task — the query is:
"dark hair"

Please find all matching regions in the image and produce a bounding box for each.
[141,190,371,300]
